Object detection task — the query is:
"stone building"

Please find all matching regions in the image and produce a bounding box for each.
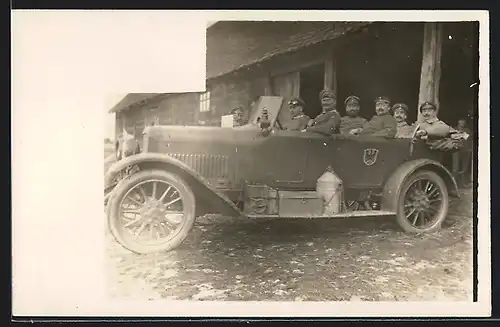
[109,21,479,139]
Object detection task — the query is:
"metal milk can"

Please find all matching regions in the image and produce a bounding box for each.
[316,165,343,215]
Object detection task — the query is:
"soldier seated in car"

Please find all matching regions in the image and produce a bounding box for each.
[393,103,415,138]
[286,97,311,131]
[414,101,462,139]
[304,88,341,136]
[339,95,367,135]
[231,106,248,127]
[349,96,397,138]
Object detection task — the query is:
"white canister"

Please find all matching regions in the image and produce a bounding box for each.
[316,166,343,215]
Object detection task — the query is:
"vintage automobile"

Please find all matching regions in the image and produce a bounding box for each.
[104,96,461,254]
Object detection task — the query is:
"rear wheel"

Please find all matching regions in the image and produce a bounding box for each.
[396,170,449,233]
[107,169,196,254]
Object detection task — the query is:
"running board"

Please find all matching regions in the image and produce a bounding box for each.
[246,210,396,219]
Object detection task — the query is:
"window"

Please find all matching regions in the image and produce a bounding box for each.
[199,91,211,112]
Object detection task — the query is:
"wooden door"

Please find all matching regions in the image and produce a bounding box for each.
[272,71,300,129]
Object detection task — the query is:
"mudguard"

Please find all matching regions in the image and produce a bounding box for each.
[104,152,244,218]
[381,158,460,213]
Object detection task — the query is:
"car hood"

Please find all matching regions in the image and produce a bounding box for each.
[143,124,261,144]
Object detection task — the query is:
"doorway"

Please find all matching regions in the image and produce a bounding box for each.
[299,63,325,119]
[439,22,479,128]
[336,23,424,122]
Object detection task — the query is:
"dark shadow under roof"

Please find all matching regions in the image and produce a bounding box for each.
[206,21,372,80]
[109,93,161,113]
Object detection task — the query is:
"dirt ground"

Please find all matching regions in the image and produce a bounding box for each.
[105,187,474,302]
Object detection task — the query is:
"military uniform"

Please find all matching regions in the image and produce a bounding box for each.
[306,110,342,135]
[453,125,473,187]
[287,114,311,131]
[392,103,415,138]
[395,121,415,138]
[418,117,456,139]
[358,114,398,138]
[306,89,341,136]
[286,97,311,131]
[340,116,367,135]
[231,106,247,126]
[457,126,473,151]
[354,96,397,138]
[340,95,367,135]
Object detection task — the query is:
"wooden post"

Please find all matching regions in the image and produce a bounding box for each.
[114,113,121,140]
[121,113,127,136]
[264,74,273,96]
[324,55,337,95]
[417,22,443,122]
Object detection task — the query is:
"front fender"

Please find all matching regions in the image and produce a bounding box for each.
[381,158,460,213]
[104,153,244,218]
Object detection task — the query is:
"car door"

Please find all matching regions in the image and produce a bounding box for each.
[303,133,342,188]
[321,135,412,189]
[248,129,310,188]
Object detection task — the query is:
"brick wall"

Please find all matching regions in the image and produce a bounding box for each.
[208,77,252,125]
[116,23,347,130]
[118,92,200,137]
[117,47,337,130]
[154,93,198,126]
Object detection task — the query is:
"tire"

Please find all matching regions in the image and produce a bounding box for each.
[107,169,196,254]
[396,170,449,233]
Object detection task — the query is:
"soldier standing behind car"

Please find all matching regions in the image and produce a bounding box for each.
[304,88,341,136]
[349,96,397,138]
[286,97,311,131]
[452,117,473,188]
[339,95,367,135]
[392,103,415,138]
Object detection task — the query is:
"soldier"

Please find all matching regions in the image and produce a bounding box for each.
[286,97,311,131]
[231,106,247,126]
[304,88,341,136]
[349,96,397,138]
[339,95,367,135]
[392,103,415,138]
[451,117,473,188]
[414,101,458,139]
[116,127,141,160]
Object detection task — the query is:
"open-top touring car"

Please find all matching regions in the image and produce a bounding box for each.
[104,96,461,254]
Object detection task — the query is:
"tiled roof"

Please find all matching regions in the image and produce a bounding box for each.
[110,22,372,113]
[108,93,161,113]
[206,21,372,80]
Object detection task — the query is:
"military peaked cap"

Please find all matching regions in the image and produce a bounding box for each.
[288,97,305,107]
[230,106,244,114]
[319,88,336,100]
[419,101,437,112]
[374,96,391,103]
[392,103,409,114]
[344,95,360,105]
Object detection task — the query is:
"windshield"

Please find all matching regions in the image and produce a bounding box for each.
[247,96,285,127]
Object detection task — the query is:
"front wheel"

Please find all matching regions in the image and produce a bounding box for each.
[107,169,196,254]
[396,170,449,233]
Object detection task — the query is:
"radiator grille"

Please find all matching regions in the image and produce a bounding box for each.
[166,153,231,178]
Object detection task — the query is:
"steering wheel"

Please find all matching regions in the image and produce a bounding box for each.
[409,124,421,156]
[275,118,284,130]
